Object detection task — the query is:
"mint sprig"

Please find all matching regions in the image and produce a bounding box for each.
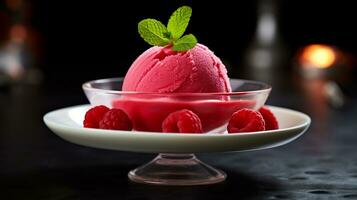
[172,34,197,51]
[138,6,197,52]
[167,6,192,40]
[138,19,169,46]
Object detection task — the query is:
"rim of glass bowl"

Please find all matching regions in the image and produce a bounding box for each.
[82,77,271,96]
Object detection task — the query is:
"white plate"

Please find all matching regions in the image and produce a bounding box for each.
[43,105,310,153]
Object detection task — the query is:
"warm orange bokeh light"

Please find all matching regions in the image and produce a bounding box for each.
[10,24,27,43]
[6,0,23,11]
[300,44,336,68]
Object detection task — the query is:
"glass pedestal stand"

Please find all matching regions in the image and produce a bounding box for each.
[128,154,226,185]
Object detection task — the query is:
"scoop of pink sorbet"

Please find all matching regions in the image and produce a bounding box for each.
[117,44,237,132]
[122,44,231,93]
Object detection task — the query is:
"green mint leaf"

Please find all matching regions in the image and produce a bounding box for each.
[138,19,170,46]
[172,34,197,51]
[163,31,172,40]
[167,6,192,40]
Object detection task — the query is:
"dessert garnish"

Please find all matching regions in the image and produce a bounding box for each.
[138,6,197,52]
[84,105,110,128]
[228,109,265,133]
[99,109,133,131]
[259,106,279,130]
[84,106,132,131]
[228,107,279,133]
[162,109,203,133]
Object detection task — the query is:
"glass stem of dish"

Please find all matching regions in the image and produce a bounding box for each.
[159,153,196,161]
[128,153,226,185]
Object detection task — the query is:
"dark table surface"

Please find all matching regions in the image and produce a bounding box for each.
[1,77,357,200]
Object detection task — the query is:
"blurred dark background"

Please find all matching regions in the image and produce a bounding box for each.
[1,0,356,94]
[2,1,357,199]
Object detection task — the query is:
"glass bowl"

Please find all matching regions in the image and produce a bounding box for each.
[83,78,271,133]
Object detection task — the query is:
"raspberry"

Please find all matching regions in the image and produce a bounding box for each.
[228,108,265,133]
[99,109,132,131]
[83,105,110,128]
[162,109,203,133]
[259,106,279,130]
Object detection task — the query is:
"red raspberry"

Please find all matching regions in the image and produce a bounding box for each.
[228,108,265,133]
[83,105,110,128]
[162,109,203,133]
[99,109,132,131]
[259,106,279,130]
